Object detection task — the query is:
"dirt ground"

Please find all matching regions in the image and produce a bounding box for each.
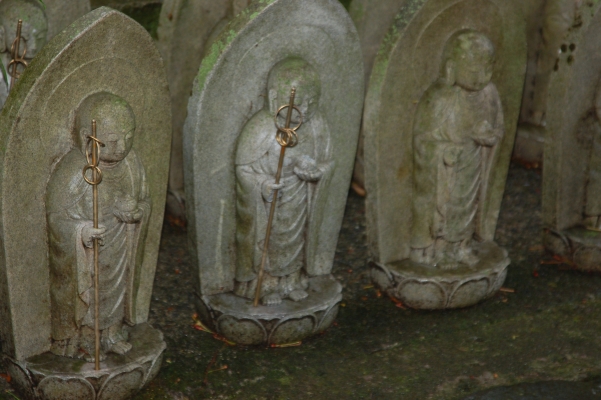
[5,162,599,400]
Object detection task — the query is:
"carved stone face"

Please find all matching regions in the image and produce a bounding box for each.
[96,107,135,164]
[268,58,321,123]
[454,53,494,92]
[444,30,495,92]
[77,93,136,164]
[0,1,48,58]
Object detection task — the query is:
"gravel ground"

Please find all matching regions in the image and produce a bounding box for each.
[3,163,601,400]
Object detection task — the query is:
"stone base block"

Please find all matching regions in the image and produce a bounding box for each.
[544,226,601,271]
[512,123,545,164]
[195,275,342,345]
[4,323,165,400]
[371,241,510,309]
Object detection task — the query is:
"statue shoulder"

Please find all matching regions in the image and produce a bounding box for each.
[125,149,145,174]
[46,148,87,212]
[414,80,458,131]
[235,110,274,166]
[483,82,502,109]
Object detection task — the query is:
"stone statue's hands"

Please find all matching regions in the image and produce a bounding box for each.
[261,179,284,202]
[472,120,499,146]
[82,223,106,248]
[443,145,461,167]
[294,155,324,181]
[113,208,144,224]
[113,194,143,223]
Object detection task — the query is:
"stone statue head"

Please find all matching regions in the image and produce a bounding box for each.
[441,29,495,92]
[75,92,136,164]
[0,0,48,58]
[267,57,321,123]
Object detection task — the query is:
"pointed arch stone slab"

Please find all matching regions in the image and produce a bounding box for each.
[363,0,526,265]
[44,0,91,40]
[0,7,170,361]
[543,2,601,272]
[157,0,251,218]
[183,0,364,296]
[348,0,408,191]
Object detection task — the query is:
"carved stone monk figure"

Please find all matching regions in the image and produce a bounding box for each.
[234,58,333,306]
[0,0,48,108]
[46,92,151,362]
[410,30,504,269]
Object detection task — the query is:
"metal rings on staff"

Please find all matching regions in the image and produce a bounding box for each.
[83,165,103,185]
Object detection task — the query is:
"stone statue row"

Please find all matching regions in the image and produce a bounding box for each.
[0,0,596,399]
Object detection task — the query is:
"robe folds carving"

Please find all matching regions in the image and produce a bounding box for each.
[411,80,504,250]
[46,148,150,341]
[234,109,334,287]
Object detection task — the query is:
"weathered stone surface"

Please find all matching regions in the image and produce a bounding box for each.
[542,2,601,272]
[0,0,48,108]
[371,242,509,309]
[44,0,91,39]
[201,276,342,345]
[514,0,583,163]
[0,6,170,389]
[348,0,407,85]
[0,0,90,109]
[5,323,166,400]
[184,0,363,344]
[348,0,407,193]
[364,0,526,309]
[90,0,157,9]
[157,0,250,218]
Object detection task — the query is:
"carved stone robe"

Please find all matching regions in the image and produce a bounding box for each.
[411,80,503,250]
[0,54,9,110]
[234,109,333,291]
[46,148,150,341]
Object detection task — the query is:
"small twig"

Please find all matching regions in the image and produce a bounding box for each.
[388,295,407,309]
[499,287,515,293]
[5,391,19,400]
[270,341,302,348]
[370,342,400,354]
[207,365,228,374]
[203,344,226,386]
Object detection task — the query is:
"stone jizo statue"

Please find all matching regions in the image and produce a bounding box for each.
[234,58,333,306]
[46,92,150,362]
[0,0,48,107]
[410,29,504,270]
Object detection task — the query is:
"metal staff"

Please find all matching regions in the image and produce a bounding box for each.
[253,87,303,307]
[7,19,28,92]
[82,120,105,370]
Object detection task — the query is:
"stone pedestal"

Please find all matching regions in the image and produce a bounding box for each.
[513,123,545,164]
[371,242,509,309]
[4,324,165,400]
[195,276,342,345]
[544,227,601,271]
